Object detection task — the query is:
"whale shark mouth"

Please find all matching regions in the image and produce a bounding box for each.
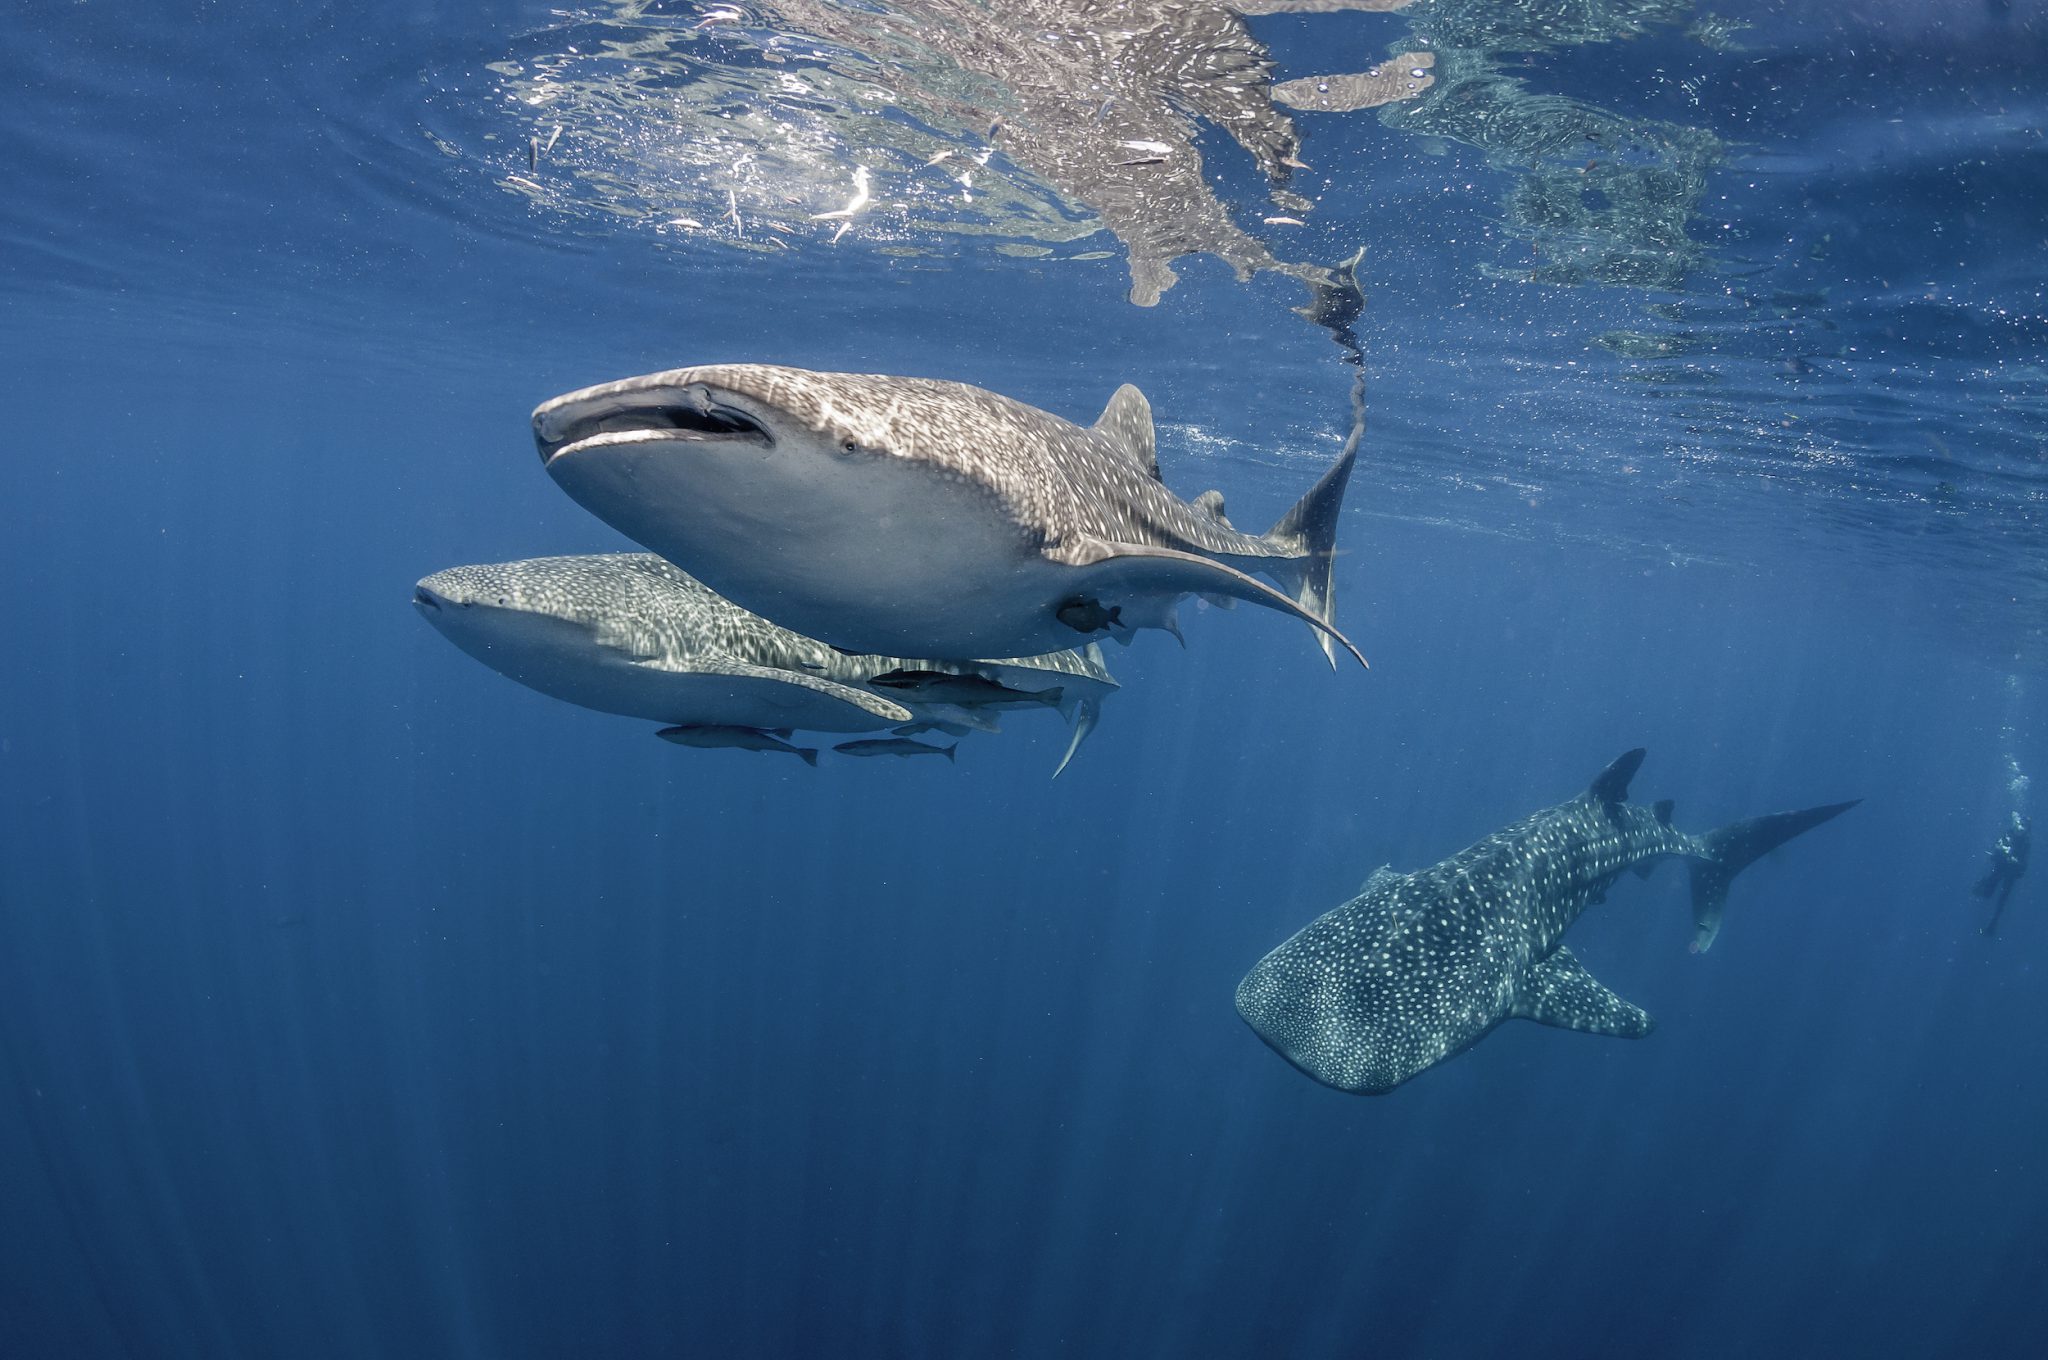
[536,391,773,464]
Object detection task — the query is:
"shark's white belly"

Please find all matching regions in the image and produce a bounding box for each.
[441,630,895,733]
[548,434,1097,659]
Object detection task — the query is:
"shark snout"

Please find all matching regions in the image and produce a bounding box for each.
[413,573,490,615]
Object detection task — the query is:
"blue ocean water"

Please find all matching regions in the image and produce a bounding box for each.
[2,1,2044,1356]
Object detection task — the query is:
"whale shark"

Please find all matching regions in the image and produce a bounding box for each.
[1234,749,1858,1094]
[413,552,1116,771]
[535,364,1365,668]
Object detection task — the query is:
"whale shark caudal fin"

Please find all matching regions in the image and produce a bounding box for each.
[1688,799,1862,954]
[1510,947,1656,1039]
[1050,696,1101,780]
[1261,362,1363,669]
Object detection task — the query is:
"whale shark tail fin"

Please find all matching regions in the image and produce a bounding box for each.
[1264,397,1361,669]
[1689,799,1861,953]
[1051,697,1101,780]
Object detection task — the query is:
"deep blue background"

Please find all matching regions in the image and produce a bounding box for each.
[3,1,2044,1356]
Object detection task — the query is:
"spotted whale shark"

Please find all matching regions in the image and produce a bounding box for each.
[535,364,1365,668]
[1235,749,1858,1094]
[413,552,1116,772]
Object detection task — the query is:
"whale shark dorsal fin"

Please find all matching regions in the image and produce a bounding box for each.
[1092,383,1159,480]
[1588,748,1648,806]
[635,655,913,723]
[1654,798,1675,825]
[1359,864,1400,895]
[1510,948,1656,1039]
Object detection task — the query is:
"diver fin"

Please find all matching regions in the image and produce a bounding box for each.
[1688,799,1861,953]
[1511,948,1656,1039]
[1093,384,1160,479]
[636,656,914,723]
[1060,537,1367,669]
[1588,749,1647,806]
[1051,696,1100,780]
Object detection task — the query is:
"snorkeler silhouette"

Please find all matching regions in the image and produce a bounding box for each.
[1974,811,2030,937]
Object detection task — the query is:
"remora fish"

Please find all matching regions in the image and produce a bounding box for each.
[868,669,1063,711]
[1234,749,1858,1095]
[412,553,1116,770]
[533,365,1366,668]
[659,725,817,765]
[835,738,957,761]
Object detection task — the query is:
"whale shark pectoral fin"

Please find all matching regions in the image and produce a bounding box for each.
[1510,948,1656,1039]
[634,656,914,723]
[1055,538,1368,669]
